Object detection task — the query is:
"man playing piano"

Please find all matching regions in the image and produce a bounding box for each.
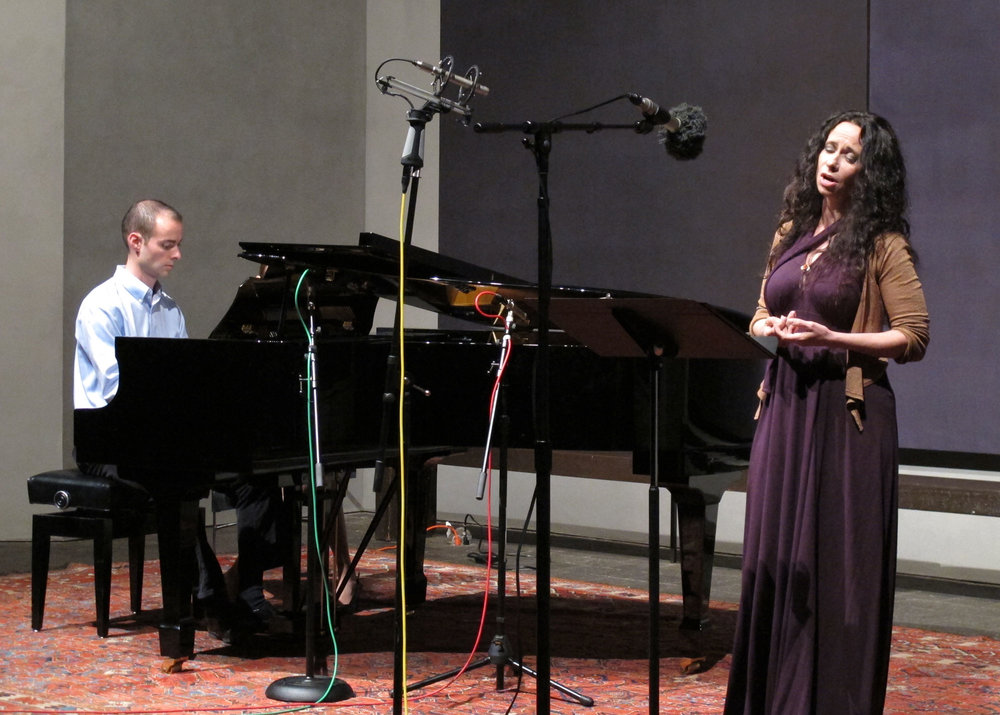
[73,198,285,639]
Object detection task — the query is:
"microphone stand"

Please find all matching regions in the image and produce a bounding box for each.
[405,312,594,707]
[372,102,436,494]
[267,292,355,704]
[473,118,639,714]
[372,100,441,715]
[374,61,480,712]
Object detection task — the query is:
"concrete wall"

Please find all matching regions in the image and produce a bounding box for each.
[7,0,439,541]
[1,1,66,541]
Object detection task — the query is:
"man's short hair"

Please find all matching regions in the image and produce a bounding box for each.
[121,199,183,247]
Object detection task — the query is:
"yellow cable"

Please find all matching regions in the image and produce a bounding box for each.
[397,190,409,713]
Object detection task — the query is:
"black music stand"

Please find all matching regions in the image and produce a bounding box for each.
[527,294,773,715]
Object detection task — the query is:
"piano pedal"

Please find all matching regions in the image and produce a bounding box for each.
[679,655,708,675]
[160,657,187,674]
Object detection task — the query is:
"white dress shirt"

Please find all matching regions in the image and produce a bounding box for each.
[73,265,187,408]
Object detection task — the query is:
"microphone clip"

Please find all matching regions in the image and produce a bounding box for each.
[375,55,488,120]
[628,93,679,134]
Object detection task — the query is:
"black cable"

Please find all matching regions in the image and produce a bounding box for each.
[549,93,632,123]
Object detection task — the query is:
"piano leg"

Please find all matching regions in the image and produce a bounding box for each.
[401,455,444,605]
[666,485,721,631]
[663,470,744,674]
[370,454,442,606]
[153,494,201,667]
[664,469,744,631]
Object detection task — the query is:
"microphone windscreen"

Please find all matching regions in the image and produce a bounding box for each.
[658,103,707,160]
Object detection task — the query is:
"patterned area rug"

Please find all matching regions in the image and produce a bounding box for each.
[1,551,998,714]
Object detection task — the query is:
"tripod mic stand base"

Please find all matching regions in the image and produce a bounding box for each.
[266,675,355,703]
[405,653,594,707]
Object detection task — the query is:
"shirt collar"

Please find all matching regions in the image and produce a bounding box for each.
[114,264,162,304]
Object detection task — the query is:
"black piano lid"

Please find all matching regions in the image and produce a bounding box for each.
[234,232,654,329]
[239,232,529,286]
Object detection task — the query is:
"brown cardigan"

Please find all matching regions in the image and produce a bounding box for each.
[752,230,930,430]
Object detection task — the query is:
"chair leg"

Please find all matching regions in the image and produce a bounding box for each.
[29,506,155,637]
[282,486,302,609]
[92,517,114,638]
[31,515,52,632]
[128,525,146,614]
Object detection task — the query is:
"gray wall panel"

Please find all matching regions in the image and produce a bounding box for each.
[871,1,1000,453]
[440,0,868,312]
[64,0,368,337]
[1,0,66,540]
[442,0,1000,455]
[63,0,368,460]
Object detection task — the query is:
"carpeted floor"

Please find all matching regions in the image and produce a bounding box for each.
[2,551,999,714]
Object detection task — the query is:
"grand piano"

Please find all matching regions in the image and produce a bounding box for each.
[74,232,768,664]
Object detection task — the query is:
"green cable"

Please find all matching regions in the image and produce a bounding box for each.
[293,270,340,702]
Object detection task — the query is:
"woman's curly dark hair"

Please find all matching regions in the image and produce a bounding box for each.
[769,110,912,275]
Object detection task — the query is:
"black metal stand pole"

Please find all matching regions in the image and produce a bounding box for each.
[267,309,354,704]
[647,346,664,714]
[530,126,554,715]
[405,328,593,707]
[374,103,438,715]
[472,118,640,712]
[373,104,434,494]
[612,304,679,715]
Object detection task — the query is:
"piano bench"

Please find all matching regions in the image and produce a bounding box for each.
[27,468,156,638]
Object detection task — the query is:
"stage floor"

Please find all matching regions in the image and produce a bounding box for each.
[5,506,999,639]
[3,508,999,713]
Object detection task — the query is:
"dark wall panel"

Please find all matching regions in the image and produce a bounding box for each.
[871,1,1000,453]
[441,1,1000,457]
[439,1,868,314]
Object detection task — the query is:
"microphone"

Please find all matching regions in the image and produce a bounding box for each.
[628,94,707,160]
[657,102,707,160]
[413,59,490,97]
[628,93,679,130]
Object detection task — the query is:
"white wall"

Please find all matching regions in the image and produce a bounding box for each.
[364,0,441,333]
[436,463,1000,586]
[894,467,1000,584]
[1,1,66,540]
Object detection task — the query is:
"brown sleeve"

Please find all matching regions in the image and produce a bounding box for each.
[750,230,785,331]
[875,233,930,364]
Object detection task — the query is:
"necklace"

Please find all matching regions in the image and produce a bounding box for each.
[800,240,829,274]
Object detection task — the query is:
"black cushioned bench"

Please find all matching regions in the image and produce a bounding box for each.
[27,468,157,637]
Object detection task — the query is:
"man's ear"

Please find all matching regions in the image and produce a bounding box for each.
[126,232,144,254]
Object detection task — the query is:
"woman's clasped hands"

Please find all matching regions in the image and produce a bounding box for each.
[758,310,835,347]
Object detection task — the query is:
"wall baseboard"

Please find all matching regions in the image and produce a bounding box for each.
[450,520,1000,599]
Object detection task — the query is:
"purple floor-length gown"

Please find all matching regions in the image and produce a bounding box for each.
[724,226,898,715]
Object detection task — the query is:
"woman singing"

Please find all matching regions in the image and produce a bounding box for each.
[724,111,930,714]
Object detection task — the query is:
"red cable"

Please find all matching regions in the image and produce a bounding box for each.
[406,334,513,702]
[473,290,504,320]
